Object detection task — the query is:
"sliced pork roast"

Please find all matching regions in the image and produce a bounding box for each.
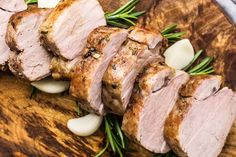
[6,7,52,81]
[122,70,189,153]
[70,27,128,115]
[164,75,236,157]
[0,0,27,12]
[40,0,106,60]
[102,27,163,115]
[0,9,14,70]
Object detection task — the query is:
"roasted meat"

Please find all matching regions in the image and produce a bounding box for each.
[102,27,163,115]
[0,9,14,70]
[164,75,236,157]
[122,70,189,153]
[40,0,106,60]
[70,27,128,115]
[0,0,27,12]
[6,7,52,81]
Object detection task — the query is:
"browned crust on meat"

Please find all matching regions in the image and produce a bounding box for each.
[122,95,145,142]
[128,26,163,47]
[6,6,47,52]
[51,57,73,80]
[40,0,78,56]
[8,51,25,80]
[8,51,50,81]
[122,63,174,143]
[180,75,222,97]
[70,27,125,113]
[6,7,51,81]
[138,62,174,92]
[164,97,193,157]
[102,40,149,113]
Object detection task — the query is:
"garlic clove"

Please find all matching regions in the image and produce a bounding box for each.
[31,78,69,94]
[67,114,103,137]
[164,39,194,70]
[38,0,60,8]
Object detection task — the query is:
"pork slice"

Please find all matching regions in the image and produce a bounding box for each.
[70,27,128,115]
[164,77,236,157]
[102,29,163,115]
[51,57,81,80]
[0,0,27,12]
[180,75,222,100]
[40,0,106,60]
[6,7,52,81]
[122,71,189,153]
[128,27,163,49]
[0,9,13,70]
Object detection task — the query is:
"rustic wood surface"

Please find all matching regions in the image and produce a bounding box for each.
[0,0,236,156]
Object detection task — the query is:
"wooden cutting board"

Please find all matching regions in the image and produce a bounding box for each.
[0,0,236,156]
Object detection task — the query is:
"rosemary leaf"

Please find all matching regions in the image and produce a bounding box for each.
[96,115,126,157]
[161,24,186,43]
[105,117,116,153]
[114,118,125,148]
[190,67,215,76]
[95,140,109,157]
[129,11,146,17]
[107,0,138,17]
[120,17,136,26]
[25,0,37,4]
[107,20,130,28]
[111,131,123,148]
[163,32,186,39]
[161,24,177,35]
[200,66,214,73]
[114,142,124,157]
[30,87,38,99]
[194,57,213,73]
[183,49,203,71]
[188,57,213,73]
[105,0,145,28]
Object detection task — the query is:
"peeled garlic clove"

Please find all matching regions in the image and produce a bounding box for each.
[67,114,103,137]
[31,78,69,94]
[38,0,60,8]
[164,39,194,70]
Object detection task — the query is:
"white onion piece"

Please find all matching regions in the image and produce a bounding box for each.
[38,0,60,8]
[67,114,103,137]
[164,39,194,70]
[31,78,69,94]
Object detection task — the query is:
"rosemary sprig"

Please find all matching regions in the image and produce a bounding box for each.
[161,24,186,43]
[30,86,38,99]
[96,114,126,157]
[105,0,145,28]
[183,49,203,71]
[183,49,215,75]
[25,0,37,4]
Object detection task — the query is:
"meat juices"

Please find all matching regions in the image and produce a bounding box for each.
[40,0,106,60]
[164,75,236,157]
[70,27,128,115]
[6,7,52,81]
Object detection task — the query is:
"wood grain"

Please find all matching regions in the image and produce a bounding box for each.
[0,72,105,157]
[0,0,236,156]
